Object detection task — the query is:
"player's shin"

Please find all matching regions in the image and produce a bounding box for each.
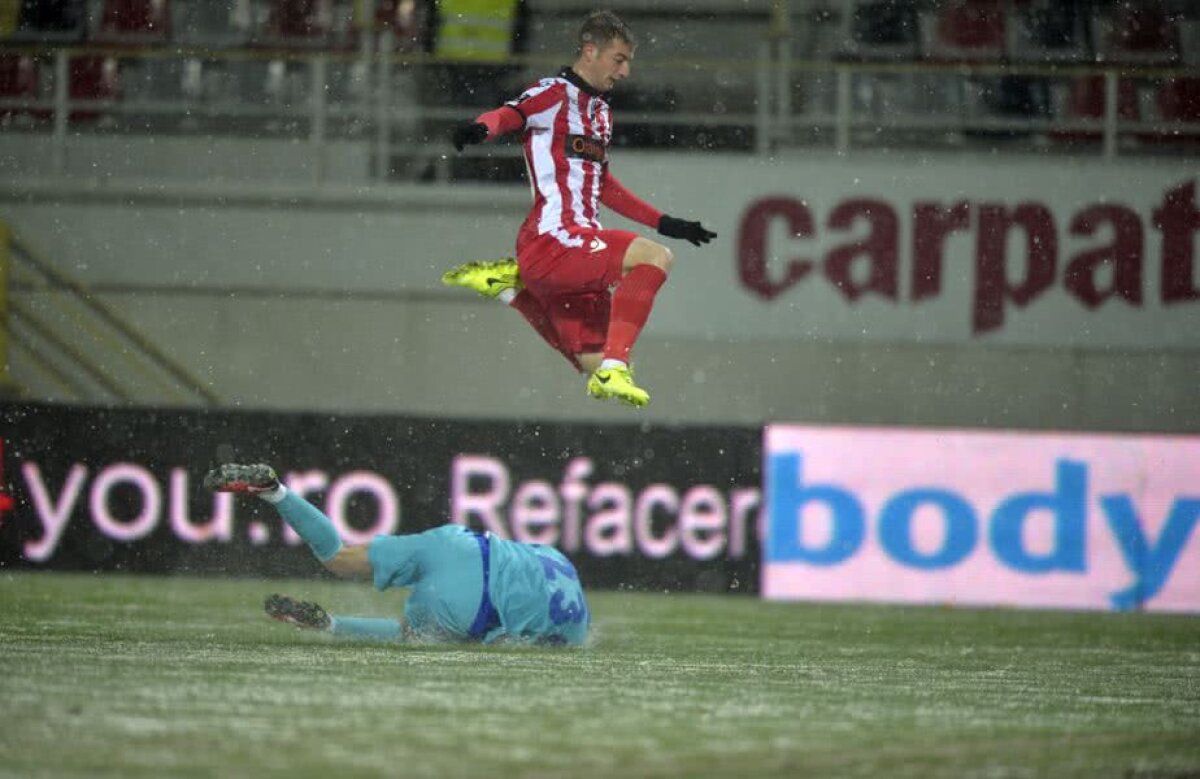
[264,490,344,562]
[604,264,667,363]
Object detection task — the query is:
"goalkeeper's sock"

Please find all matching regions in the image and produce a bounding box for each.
[262,489,343,562]
[604,264,666,363]
[329,616,404,641]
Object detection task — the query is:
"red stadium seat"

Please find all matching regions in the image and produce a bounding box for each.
[1158,77,1200,122]
[0,55,39,121]
[1051,75,1139,145]
[355,0,427,52]
[95,0,169,44]
[1153,77,1200,145]
[261,0,334,47]
[1067,76,1140,121]
[68,55,120,122]
[923,0,1006,62]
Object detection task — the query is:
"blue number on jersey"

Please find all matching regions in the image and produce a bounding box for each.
[538,555,578,582]
[538,554,587,626]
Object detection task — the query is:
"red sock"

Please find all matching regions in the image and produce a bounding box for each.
[604,264,667,364]
[510,290,582,372]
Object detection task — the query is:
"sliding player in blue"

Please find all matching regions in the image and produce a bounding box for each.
[203,463,590,647]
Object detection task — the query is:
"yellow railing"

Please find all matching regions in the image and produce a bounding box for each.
[3,221,220,406]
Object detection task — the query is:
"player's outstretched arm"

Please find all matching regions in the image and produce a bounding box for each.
[450,105,525,151]
[601,168,717,247]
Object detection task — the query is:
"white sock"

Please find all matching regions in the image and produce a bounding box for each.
[599,358,627,371]
[257,483,289,504]
[498,288,518,305]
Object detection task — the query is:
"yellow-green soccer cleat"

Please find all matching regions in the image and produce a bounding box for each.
[440,258,522,299]
[587,364,650,408]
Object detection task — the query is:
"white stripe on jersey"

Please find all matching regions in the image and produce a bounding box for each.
[564,86,591,230]
[547,227,585,248]
[527,102,564,237]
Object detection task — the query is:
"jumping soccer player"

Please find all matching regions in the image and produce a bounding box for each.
[441,10,716,408]
[204,463,589,646]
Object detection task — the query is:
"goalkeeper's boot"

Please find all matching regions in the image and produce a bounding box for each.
[586,364,650,408]
[264,594,331,631]
[440,257,521,299]
[203,463,280,495]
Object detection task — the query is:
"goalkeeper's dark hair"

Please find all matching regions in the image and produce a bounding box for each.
[577,10,635,53]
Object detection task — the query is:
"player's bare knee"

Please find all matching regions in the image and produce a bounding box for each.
[653,244,674,274]
[623,237,671,275]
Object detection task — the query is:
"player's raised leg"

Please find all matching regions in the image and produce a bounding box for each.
[203,463,370,578]
[586,237,671,407]
[441,257,582,371]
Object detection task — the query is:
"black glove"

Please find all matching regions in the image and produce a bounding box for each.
[658,215,717,247]
[451,122,489,152]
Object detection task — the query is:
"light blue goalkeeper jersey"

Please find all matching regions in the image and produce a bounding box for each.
[367,524,589,646]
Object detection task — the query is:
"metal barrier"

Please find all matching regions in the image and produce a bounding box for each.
[1,40,1198,183]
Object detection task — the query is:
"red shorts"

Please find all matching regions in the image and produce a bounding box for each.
[517,228,637,355]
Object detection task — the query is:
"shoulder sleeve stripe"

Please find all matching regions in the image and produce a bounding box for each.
[506,80,566,119]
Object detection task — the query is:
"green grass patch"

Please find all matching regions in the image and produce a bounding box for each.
[1,571,1197,778]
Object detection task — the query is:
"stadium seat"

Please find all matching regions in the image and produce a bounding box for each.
[349,0,428,52]
[921,0,1006,63]
[165,1,253,120]
[1158,77,1200,120]
[1179,19,1200,66]
[1007,0,1089,63]
[1051,74,1140,146]
[259,0,335,48]
[94,0,170,45]
[836,0,920,61]
[0,55,39,121]
[916,0,1013,138]
[12,0,86,42]
[171,0,252,47]
[1154,77,1200,144]
[1092,3,1181,65]
[68,55,120,122]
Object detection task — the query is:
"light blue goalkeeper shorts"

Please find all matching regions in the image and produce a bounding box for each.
[368,525,589,646]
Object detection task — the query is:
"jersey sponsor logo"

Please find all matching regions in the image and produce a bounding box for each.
[565,134,607,163]
[589,237,608,254]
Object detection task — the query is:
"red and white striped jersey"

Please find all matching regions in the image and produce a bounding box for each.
[505,68,614,253]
